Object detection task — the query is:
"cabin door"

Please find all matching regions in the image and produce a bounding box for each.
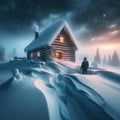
[56,51,63,59]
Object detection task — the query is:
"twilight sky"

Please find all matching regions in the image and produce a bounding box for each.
[0,0,120,59]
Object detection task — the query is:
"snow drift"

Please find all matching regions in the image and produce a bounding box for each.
[0,59,118,120]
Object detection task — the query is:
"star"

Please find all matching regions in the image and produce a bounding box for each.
[103,14,107,18]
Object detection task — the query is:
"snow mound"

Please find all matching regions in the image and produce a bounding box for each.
[0,60,115,120]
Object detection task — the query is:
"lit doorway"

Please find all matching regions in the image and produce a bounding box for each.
[56,51,63,59]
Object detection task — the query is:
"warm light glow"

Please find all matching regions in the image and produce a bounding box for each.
[60,36,64,43]
[56,52,59,56]
[100,45,115,50]
[37,51,40,57]
[56,51,63,59]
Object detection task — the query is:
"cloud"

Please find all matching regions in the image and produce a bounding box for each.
[0,0,120,43]
[0,0,91,32]
[109,24,117,29]
[90,29,120,45]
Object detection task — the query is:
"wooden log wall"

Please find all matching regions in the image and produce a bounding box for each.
[51,27,76,61]
[27,46,51,61]
[27,27,76,62]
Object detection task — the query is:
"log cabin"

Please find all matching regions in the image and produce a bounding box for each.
[24,20,78,62]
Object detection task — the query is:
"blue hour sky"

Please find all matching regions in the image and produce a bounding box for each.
[0,0,120,58]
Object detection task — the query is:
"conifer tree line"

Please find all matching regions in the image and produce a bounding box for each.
[92,48,120,67]
[104,50,120,66]
[0,44,18,61]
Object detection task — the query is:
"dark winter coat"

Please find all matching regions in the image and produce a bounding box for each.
[81,60,89,70]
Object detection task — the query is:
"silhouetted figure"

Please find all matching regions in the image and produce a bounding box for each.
[81,57,89,74]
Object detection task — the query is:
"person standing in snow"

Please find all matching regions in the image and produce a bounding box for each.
[81,57,89,74]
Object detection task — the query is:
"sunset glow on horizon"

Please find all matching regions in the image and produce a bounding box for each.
[79,41,120,61]
[100,44,116,50]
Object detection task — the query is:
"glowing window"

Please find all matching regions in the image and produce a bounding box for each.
[56,52,59,57]
[37,52,40,57]
[60,36,64,43]
[56,51,63,59]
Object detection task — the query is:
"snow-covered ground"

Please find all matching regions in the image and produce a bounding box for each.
[0,59,120,120]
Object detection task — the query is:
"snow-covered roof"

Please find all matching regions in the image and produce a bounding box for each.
[24,20,78,52]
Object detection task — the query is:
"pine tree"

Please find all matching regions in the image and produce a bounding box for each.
[8,48,17,59]
[91,48,101,67]
[108,55,111,65]
[12,48,17,57]
[111,50,119,66]
[103,55,106,64]
[93,48,101,64]
[0,45,5,61]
